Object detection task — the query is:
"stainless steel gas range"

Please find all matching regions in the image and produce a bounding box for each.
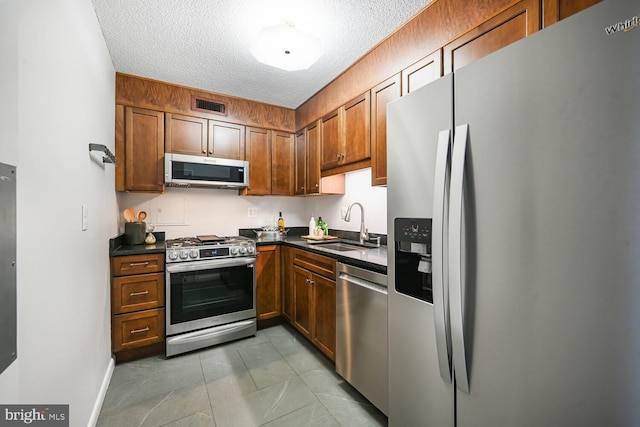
[165,235,256,357]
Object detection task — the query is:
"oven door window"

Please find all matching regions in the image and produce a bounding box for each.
[170,264,254,325]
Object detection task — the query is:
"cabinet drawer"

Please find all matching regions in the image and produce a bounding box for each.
[112,272,164,314]
[112,308,165,352]
[112,253,164,276]
[292,249,336,280]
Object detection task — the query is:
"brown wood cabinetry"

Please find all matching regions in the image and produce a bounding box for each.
[290,249,336,361]
[371,74,401,187]
[242,128,294,196]
[306,121,322,194]
[165,113,245,160]
[271,131,294,195]
[543,0,602,28]
[281,246,294,322]
[443,0,540,74]
[243,127,272,195]
[402,50,442,96]
[320,92,371,173]
[294,129,307,196]
[111,252,165,361]
[118,106,165,192]
[256,245,281,321]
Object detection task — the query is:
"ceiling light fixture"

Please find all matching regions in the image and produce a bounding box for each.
[250,22,323,71]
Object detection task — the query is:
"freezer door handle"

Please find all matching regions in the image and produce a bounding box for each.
[449,124,470,393]
[432,129,453,383]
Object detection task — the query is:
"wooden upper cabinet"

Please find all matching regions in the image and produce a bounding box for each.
[542,0,601,28]
[371,74,401,187]
[320,91,371,172]
[306,121,321,195]
[124,107,165,192]
[443,0,540,74]
[243,127,271,195]
[165,113,207,155]
[402,50,442,96]
[208,121,245,160]
[294,129,307,196]
[343,91,371,165]
[271,131,294,196]
[320,109,342,170]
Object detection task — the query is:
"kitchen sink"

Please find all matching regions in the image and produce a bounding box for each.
[314,242,365,252]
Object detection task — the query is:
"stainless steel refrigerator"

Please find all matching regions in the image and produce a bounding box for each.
[387,2,640,426]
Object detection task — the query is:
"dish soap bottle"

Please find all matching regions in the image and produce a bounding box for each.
[309,215,316,236]
[277,212,285,232]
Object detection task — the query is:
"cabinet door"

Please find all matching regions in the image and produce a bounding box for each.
[112,308,165,352]
[320,109,342,170]
[112,272,164,314]
[312,274,336,361]
[256,245,281,321]
[371,75,401,187]
[271,131,294,196]
[293,265,313,339]
[208,120,245,160]
[125,107,164,192]
[165,113,207,155]
[443,0,539,73]
[542,0,601,28]
[294,129,306,196]
[281,246,294,322]
[306,121,321,195]
[402,50,442,96]
[244,127,272,195]
[342,91,371,165]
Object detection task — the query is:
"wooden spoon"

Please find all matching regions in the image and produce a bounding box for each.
[123,208,135,222]
[137,211,147,222]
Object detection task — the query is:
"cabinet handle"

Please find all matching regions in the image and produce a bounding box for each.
[315,184,319,188]
[300,186,305,191]
[130,327,150,334]
[128,261,149,267]
[336,154,341,160]
[129,290,149,296]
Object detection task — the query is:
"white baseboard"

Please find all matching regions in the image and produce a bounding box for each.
[87,356,115,427]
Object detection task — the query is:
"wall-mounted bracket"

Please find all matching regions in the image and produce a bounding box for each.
[89,143,118,165]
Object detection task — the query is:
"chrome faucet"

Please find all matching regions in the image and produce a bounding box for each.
[344,202,368,244]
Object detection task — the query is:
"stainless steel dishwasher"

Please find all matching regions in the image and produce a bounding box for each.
[336,262,388,415]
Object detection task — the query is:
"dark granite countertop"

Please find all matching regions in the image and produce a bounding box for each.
[240,227,387,275]
[109,232,166,256]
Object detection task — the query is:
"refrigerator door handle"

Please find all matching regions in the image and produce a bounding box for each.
[449,123,470,393]
[432,129,453,383]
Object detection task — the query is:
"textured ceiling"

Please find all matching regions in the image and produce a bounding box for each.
[91,0,432,109]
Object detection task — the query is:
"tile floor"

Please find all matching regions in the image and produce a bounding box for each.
[97,323,387,426]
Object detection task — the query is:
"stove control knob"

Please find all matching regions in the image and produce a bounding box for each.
[230,247,239,256]
[179,250,188,259]
[239,246,247,255]
[168,251,178,260]
[247,246,255,255]
[189,249,198,259]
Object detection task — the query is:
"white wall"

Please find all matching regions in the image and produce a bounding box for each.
[117,168,387,238]
[0,1,118,426]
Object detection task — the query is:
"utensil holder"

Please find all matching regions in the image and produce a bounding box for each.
[124,222,146,245]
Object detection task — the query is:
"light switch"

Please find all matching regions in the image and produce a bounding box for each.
[248,207,258,217]
[82,205,88,231]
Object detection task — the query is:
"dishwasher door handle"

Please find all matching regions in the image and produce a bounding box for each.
[338,272,388,295]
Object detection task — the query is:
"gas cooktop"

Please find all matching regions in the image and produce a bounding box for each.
[166,235,255,262]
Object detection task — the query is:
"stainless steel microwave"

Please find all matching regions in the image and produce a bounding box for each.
[164,153,249,188]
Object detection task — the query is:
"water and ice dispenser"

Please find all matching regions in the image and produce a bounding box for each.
[394,218,433,303]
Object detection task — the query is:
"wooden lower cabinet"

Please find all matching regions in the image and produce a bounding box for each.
[111,252,165,362]
[256,245,281,320]
[289,248,336,361]
[281,246,294,322]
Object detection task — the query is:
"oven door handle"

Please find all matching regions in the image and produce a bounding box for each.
[166,257,255,273]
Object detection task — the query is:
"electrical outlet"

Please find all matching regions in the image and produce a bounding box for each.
[248,207,258,217]
[340,206,348,220]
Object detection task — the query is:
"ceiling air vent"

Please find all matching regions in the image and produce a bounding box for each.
[191,96,227,116]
